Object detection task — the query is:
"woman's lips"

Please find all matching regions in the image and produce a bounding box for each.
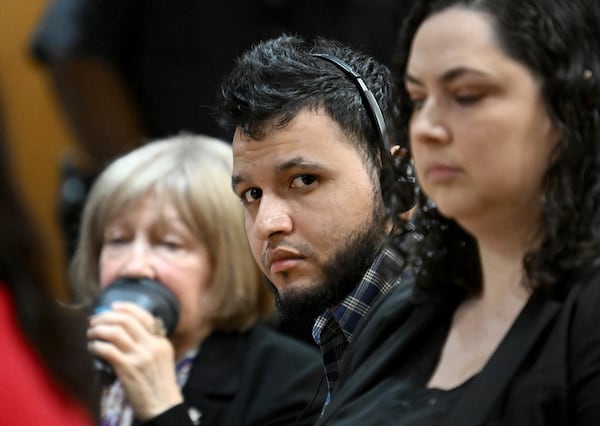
[424,163,461,182]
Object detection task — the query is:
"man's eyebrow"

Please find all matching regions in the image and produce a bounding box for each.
[231,157,326,191]
[275,157,327,173]
[231,174,245,190]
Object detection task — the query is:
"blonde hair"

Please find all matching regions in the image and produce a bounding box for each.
[70,134,274,331]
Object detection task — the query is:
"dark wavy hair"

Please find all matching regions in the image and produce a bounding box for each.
[218,34,416,220]
[392,0,600,300]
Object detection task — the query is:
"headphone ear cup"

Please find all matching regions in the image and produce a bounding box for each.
[394,147,417,206]
[381,158,418,224]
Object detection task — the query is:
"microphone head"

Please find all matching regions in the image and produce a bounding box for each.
[94,277,180,336]
[92,277,180,383]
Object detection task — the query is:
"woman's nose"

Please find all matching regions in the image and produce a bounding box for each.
[120,240,156,279]
[410,98,450,145]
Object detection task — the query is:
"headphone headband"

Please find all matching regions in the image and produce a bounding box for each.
[312,53,391,152]
[312,53,417,215]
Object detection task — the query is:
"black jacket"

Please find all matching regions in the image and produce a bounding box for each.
[143,324,326,426]
[318,270,600,425]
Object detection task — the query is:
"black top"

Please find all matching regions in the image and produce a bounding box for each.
[319,269,600,425]
[323,314,473,426]
[391,384,472,426]
[139,324,327,426]
[372,324,474,426]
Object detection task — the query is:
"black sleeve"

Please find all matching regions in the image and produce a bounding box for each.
[570,276,600,424]
[140,403,199,426]
[232,326,327,426]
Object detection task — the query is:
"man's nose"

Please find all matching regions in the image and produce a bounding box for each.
[253,195,293,241]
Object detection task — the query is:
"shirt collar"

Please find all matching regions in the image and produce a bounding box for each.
[312,244,406,345]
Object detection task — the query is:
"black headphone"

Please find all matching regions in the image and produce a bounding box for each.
[311,53,416,216]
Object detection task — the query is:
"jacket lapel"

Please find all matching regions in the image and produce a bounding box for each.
[442,291,562,426]
[185,331,247,397]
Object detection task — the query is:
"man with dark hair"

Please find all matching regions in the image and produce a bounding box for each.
[218,34,415,412]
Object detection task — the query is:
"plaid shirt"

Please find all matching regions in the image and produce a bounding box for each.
[312,244,407,409]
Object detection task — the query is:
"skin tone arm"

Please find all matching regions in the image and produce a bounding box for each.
[88,302,184,419]
[48,58,144,170]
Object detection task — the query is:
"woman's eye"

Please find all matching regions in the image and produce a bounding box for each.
[405,86,425,110]
[241,187,262,204]
[455,93,483,106]
[291,175,317,188]
[161,240,181,250]
[105,235,128,245]
[409,97,425,110]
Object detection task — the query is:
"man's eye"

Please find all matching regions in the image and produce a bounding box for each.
[241,187,262,203]
[291,175,317,188]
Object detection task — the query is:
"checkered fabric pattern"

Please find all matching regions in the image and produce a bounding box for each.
[312,245,407,410]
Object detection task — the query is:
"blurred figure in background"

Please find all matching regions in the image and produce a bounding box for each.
[71,134,326,425]
[0,94,97,424]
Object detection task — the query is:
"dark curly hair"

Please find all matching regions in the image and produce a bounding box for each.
[218,34,416,221]
[392,0,600,300]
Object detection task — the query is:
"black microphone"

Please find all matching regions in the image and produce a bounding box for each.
[92,277,180,384]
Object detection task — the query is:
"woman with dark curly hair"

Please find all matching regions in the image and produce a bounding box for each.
[318,0,600,424]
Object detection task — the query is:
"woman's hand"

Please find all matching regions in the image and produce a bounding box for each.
[88,301,184,419]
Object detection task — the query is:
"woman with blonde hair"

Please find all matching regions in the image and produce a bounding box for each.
[71,134,325,425]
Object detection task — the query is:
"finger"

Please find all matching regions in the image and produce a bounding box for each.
[87,323,174,373]
[109,303,169,338]
[90,307,156,343]
[109,302,156,328]
[88,327,176,389]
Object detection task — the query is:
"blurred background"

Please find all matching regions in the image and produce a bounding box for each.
[0,0,73,298]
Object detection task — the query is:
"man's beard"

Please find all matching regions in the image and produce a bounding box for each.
[265,205,388,325]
